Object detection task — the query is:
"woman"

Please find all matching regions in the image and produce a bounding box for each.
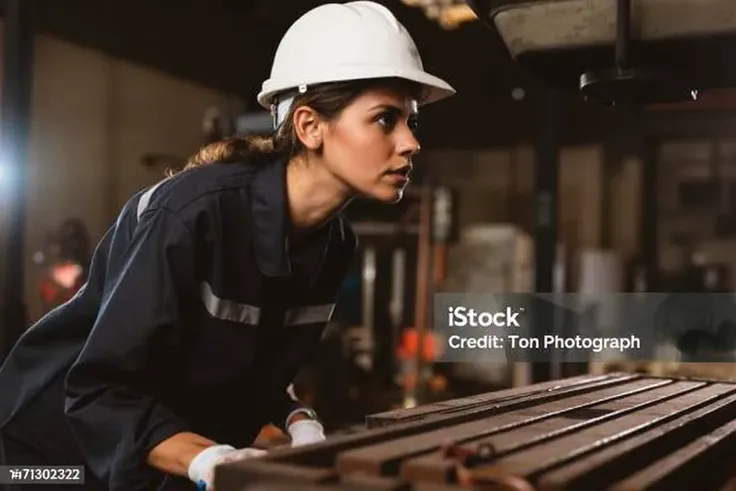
[0,2,455,490]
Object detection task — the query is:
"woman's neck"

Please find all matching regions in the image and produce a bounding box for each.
[285,156,351,232]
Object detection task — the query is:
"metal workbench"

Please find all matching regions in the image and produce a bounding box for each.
[216,372,736,490]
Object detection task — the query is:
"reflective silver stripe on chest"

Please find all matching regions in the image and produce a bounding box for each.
[284,304,335,326]
[201,281,335,326]
[201,282,260,325]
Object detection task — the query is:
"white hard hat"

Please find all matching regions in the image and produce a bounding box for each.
[257,1,456,113]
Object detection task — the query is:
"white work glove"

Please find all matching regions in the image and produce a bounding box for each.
[287,419,325,447]
[188,444,266,491]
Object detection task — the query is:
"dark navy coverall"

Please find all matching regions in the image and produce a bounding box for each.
[0,156,357,490]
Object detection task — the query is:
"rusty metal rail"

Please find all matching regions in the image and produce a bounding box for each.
[216,372,736,491]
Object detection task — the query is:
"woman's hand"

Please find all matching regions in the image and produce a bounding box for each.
[187,444,267,490]
[146,432,266,490]
[287,418,326,447]
[147,432,219,478]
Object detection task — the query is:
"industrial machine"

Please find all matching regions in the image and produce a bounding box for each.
[467,0,736,106]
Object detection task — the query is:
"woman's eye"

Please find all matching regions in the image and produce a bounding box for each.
[377,112,398,130]
[408,115,419,133]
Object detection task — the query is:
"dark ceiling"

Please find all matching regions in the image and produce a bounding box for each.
[11,0,736,150]
[31,0,736,150]
[28,0,572,148]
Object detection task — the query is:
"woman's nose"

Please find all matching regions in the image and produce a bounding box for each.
[398,128,420,158]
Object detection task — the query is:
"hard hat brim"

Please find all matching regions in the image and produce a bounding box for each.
[257,65,456,109]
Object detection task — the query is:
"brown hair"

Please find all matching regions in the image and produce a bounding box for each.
[177,78,421,174]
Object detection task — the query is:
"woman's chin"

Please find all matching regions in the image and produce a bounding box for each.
[370,185,406,204]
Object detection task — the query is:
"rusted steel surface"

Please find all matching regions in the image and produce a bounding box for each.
[365,373,624,429]
[216,373,736,491]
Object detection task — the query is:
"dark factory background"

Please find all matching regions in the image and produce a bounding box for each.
[2,0,736,439]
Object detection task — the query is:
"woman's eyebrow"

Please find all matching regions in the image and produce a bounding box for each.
[368,103,417,116]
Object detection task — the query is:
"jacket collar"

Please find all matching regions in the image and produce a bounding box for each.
[250,157,347,279]
[251,157,291,277]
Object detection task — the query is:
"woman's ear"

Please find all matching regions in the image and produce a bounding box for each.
[292,106,323,151]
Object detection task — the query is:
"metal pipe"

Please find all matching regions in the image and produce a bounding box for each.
[412,185,433,402]
[532,91,562,383]
[361,246,377,371]
[601,144,616,248]
[641,140,658,291]
[616,0,631,69]
[0,0,35,360]
[389,247,406,382]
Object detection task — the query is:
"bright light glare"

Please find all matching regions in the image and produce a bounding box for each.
[0,160,11,192]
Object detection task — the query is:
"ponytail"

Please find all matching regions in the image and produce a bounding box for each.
[175,78,420,176]
[174,135,278,176]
